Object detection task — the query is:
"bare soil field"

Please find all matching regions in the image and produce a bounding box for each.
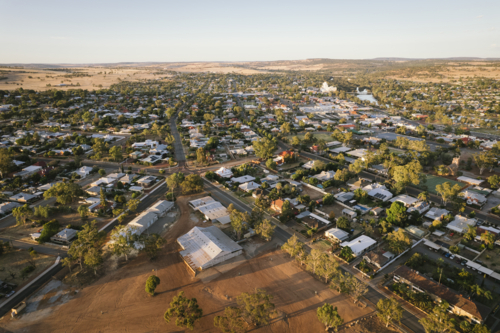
[0,194,373,333]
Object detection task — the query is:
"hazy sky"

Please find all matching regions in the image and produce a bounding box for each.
[1,0,499,63]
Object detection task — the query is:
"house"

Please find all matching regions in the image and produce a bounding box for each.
[271,199,294,213]
[334,192,355,204]
[239,181,260,192]
[347,178,371,190]
[10,192,36,203]
[325,227,349,242]
[14,165,42,179]
[340,235,377,257]
[128,211,159,235]
[50,228,78,245]
[231,175,256,183]
[371,207,384,216]
[312,171,335,181]
[215,167,233,178]
[459,190,487,207]
[86,186,102,196]
[302,160,315,169]
[119,173,137,184]
[274,150,296,165]
[0,202,21,215]
[390,194,418,207]
[74,166,93,178]
[177,226,243,274]
[342,208,357,219]
[407,201,431,214]
[446,215,477,233]
[302,213,331,229]
[363,251,394,269]
[393,265,490,324]
[425,207,450,221]
[367,186,393,202]
[136,176,156,187]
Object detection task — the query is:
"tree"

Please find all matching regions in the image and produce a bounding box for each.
[280,199,294,222]
[386,201,408,226]
[307,249,323,275]
[473,152,493,175]
[127,198,140,212]
[145,275,160,296]
[43,182,83,205]
[67,220,104,271]
[281,234,302,258]
[291,136,301,146]
[230,209,249,241]
[78,205,89,219]
[255,219,275,241]
[280,122,291,135]
[419,301,456,333]
[141,233,166,260]
[236,289,276,326]
[436,181,462,206]
[480,231,495,249]
[167,172,185,197]
[253,138,277,159]
[323,193,334,205]
[12,204,34,227]
[109,145,123,162]
[109,225,137,261]
[488,175,500,189]
[100,187,107,208]
[392,160,422,187]
[164,291,203,330]
[317,254,339,283]
[213,307,247,333]
[377,297,403,328]
[0,148,15,178]
[336,216,350,230]
[196,148,208,165]
[84,247,103,276]
[266,158,276,170]
[339,246,354,262]
[386,229,411,254]
[317,304,343,332]
[347,275,368,303]
[342,132,353,146]
[181,174,204,194]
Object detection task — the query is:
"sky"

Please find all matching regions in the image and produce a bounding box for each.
[1,0,499,63]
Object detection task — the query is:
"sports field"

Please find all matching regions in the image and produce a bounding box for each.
[419,174,466,194]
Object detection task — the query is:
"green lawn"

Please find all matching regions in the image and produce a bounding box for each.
[418,174,466,194]
[286,132,335,142]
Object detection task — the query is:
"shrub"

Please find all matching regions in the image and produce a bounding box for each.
[21,265,35,279]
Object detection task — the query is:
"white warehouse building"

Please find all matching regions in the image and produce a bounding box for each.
[178,226,243,275]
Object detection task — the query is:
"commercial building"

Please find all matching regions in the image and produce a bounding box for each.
[177,226,243,274]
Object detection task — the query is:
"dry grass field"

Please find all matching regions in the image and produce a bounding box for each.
[0,67,170,90]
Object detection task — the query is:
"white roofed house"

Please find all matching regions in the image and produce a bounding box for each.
[177,226,243,275]
[446,215,477,234]
[302,160,315,169]
[74,166,93,179]
[325,227,349,243]
[14,165,42,179]
[459,190,487,207]
[312,170,335,182]
[390,194,418,208]
[239,181,260,192]
[340,235,377,257]
[425,207,449,221]
[215,167,233,178]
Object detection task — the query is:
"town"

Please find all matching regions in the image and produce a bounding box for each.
[0,65,499,333]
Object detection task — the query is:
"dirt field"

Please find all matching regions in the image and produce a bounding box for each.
[0,249,55,291]
[0,193,373,333]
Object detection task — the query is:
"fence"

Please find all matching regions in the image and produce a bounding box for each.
[300,181,328,195]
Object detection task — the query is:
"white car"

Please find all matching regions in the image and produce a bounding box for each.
[449,255,455,260]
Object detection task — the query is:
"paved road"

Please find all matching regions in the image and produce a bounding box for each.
[0,237,66,257]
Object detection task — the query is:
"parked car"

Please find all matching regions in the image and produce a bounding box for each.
[450,255,455,260]
[444,253,451,258]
